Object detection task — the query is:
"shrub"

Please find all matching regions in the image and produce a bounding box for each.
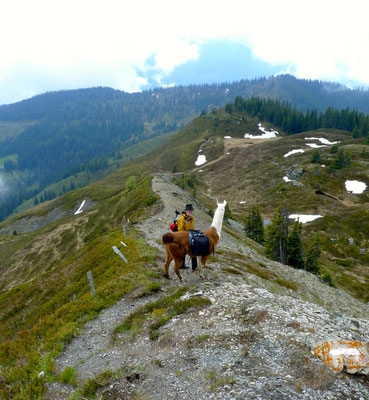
[125,176,137,191]
[311,150,321,163]
[321,272,335,287]
[58,366,77,385]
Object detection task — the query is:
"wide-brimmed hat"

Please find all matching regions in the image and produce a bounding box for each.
[185,204,194,211]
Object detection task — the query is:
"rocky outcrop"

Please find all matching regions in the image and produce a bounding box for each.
[285,165,304,180]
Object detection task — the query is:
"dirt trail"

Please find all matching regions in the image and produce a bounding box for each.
[49,173,249,397]
[47,173,369,400]
[192,137,280,173]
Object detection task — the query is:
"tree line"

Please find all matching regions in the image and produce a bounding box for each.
[245,206,321,276]
[228,96,369,137]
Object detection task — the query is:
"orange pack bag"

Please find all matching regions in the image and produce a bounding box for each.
[313,340,369,374]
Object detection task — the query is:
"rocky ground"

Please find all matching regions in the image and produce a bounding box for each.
[47,174,369,400]
[0,199,95,236]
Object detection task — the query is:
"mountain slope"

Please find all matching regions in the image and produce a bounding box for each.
[1,75,369,221]
[47,174,369,399]
[0,101,369,398]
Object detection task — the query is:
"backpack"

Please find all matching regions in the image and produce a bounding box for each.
[189,231,210,256]
[169,210,181,232]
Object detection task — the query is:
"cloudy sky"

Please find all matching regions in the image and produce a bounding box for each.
[1,0,369,105]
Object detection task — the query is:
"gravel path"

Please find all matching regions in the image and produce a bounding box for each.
[47,173,369,400]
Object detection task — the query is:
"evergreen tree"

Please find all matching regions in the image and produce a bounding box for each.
[305,234,321,275]
[332,148,351,169]
[225,103,234,114]
[360,118,369,137]
[245,206,264,243]
[224,203,233,220]
[265,206,289,264]
[352,125,360,138]
[310,150,321,163]
[287,221,305,269]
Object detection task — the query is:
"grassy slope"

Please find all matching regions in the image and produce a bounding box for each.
[145,109,264,172]
[176,114,369,301]
[142,108,369,301]
[0,160,165,398]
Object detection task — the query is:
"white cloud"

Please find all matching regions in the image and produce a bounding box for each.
[1,0,369,104]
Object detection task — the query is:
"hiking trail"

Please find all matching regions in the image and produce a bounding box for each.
[47,173,369,400]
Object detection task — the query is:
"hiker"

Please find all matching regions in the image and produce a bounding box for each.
[176,204,198,271]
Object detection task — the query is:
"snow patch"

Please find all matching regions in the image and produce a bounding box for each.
[345,180,367,194]
[283,176,292,182]
[244,123,278,139]
[74,200,86,215]
[305,137,340,145]
[195,155,206,166]
[289,214,323,223]
[284,149,305,157]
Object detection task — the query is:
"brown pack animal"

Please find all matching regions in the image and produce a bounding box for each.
[162,200,226,280]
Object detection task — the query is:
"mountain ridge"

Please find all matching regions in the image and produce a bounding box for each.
[1,75,369,221]
[0,85,369,398]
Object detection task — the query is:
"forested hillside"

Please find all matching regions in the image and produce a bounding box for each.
[1,74,369,221]
[229,96,369,136]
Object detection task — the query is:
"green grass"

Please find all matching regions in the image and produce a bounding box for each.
[197,334,210,343]
[186,123,368,302]
[0,230,159,399]
[243,263,278,281]
[0,170,163,400]
[0,168,159,293]
[81,367,130,398]
[113,287,212,341]
[274,278,298,291]
[136,282,162,298]
[206,369,236,392]
[222,267,244,275]
[58,366,78,385]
